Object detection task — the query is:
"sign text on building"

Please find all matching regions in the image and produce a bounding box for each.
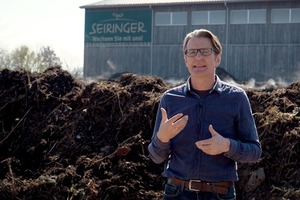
[85,10,152,44]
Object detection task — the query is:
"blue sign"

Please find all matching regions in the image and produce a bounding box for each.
[85,9,152,44]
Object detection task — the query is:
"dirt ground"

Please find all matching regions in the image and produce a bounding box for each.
[0,66,299,200]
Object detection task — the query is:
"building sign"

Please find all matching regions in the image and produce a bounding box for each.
[85,9,152,44]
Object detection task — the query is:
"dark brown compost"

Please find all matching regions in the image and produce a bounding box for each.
[0,66,299,200]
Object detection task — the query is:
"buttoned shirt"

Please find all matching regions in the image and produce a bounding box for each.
[148,76,262,181]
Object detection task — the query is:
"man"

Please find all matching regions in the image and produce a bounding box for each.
[148,29,262,200]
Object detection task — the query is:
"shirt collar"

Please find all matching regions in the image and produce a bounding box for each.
[184,75,223,94]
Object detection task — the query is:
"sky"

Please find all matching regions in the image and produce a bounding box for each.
[0,0,96,71]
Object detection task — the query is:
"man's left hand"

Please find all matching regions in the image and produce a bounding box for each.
[195,125,230,155]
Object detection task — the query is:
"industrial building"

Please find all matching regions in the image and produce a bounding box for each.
[80,0,300,83]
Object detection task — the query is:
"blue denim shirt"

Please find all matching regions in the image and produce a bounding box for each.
[148,76,262,181]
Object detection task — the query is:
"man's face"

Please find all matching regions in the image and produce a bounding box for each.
[184,37,221,78]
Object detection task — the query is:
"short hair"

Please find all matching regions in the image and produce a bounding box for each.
[182,29,222,55]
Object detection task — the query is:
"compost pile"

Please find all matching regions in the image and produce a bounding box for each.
[0,66,299,200]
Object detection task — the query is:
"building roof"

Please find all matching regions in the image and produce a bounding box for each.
[80,0,286,9]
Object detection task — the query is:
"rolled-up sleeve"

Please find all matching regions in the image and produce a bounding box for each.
[224,138,261,163]
[148,135,170,164]
[224,91,262,162]
[148,94,171,164]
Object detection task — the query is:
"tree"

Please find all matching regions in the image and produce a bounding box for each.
[0,45,62,72]
[0,48,11,69]
[36,46,62,72]
[10,45,36,71]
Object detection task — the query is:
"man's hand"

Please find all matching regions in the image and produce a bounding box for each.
[157,108,188,143]
[195,125,230,155]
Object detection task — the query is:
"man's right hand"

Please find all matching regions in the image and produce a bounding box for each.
[157,108,189,143]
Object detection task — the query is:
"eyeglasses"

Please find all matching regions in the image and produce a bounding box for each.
[185,48,216,57]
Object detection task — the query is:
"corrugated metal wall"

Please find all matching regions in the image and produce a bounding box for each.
[83,1,300,83]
